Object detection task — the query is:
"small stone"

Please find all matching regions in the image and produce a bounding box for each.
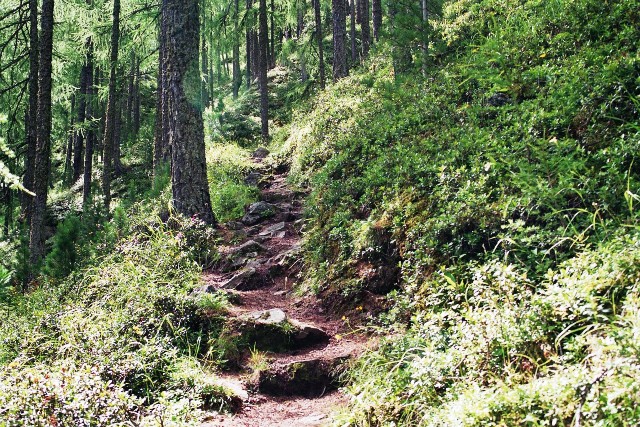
[229,240,266,256]
[190,284,217,295]
[221,267,257,289]
[225,221,244,230]
[242,202,277,225]
[259,222,286,236]
[275,231,286,239]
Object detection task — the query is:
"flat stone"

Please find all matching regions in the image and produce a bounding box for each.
[249,308,288,325]
[297,414,327,425]
[290,320,329,342]
[225,221,244,230]
[229,240,267,256]
[256,356,349,397]
[275,231,286,239]
[221,267,257,289]
[190,284,217,295]
[259,222,286,236]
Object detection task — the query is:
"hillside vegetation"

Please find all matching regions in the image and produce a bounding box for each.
[0,0,638,425]
[275,0,640,424]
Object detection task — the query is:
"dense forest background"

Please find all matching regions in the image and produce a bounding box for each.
[0,0,639,425]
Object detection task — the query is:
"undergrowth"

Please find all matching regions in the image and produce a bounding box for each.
[274,0,640,424]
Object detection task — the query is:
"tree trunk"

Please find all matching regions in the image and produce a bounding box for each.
[349,0,357,63]
[298,0,308,82]
[232,0,241,98]
[332,0,348,80]
[359,0,370,58]
[126,53,135,138]
[372,0,381,42]
[421,0,428,76]
[245,0,252,89]
[200,0,209,108]
[164,0,215,224]
[28,0,55,275]
[114,83,124,176]
[269,0,275,68]
[21,0,39,225]
[154,9,170,175]
[133,58,140,134]
[64,96,75,184]
[83,42,95,207]
[258,0,269,140]
[73,54,90,182]
[313,0,325,88]
[102,0,121,211]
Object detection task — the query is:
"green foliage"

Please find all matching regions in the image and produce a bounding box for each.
[206,143,259,222]
[43,214,82,279]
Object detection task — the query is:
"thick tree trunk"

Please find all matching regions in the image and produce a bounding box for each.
[102,0,121,211]
[313,0,325,88]
[360,0,370,58]
[349,0,357,63]
[232,0,241,98]
[21,0,39,225]
[164,0,215,224]
[28,0,55,274]
[83,43,95,207]
[258,0,269,140]
[332,0,348,80]
[372,0,381,41]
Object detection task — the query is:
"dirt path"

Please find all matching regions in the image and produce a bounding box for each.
[200,151,368,427]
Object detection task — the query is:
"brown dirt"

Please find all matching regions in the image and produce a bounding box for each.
[200,154,371,426]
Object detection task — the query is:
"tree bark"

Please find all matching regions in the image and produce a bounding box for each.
[154,9,170,175]
[200,0,209,108]
[83,42,95,207]
[332,0,348,80]
[64,95,75,183]
[21,0,39,225]
[359,0,370,58]
[372,0,381,42]
[245,0,252,89]
[269,0,275,69]
[258,0,269,140]
[164,0,215,224]
[73,54,90,182]
[313,0,325,88]
[102,0,121,211]
[349,0,357,63]
[133,58,140,134]
[232,0,241,98]
[28,0,55,274]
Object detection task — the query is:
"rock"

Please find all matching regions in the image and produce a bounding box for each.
[245,171,262,186]
[190,284,217,295]
[225,221,244,230]
[221,267,257,290]
[275,231,286,239]
[290,320,329,342]
[487,92,512,107]
[256,356,350,397]
[249,308,288,324]
[229,240,267,256]
[252,147,270,158]
[230,310,329,353]
[259,222,286,236]
[242,202,277,225]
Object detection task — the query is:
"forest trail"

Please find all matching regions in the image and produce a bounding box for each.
[200,150,369,427]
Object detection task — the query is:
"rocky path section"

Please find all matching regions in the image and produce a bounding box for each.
[199,149,368,427]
